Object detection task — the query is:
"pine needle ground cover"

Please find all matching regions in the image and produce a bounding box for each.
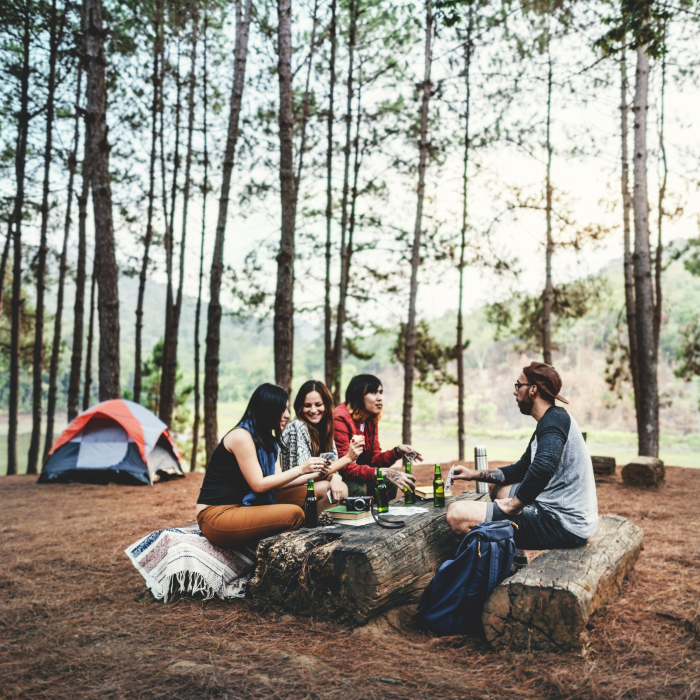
[0,466,698,700]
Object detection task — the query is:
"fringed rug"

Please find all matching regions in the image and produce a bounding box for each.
[125,524,255,602]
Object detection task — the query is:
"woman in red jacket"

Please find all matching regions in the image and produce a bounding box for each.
[334,374,421,499]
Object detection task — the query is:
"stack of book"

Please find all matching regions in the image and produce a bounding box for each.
[414,486,452,500]
[327,505,372,521]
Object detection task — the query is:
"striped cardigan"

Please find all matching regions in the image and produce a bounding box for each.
[280,419,338,472]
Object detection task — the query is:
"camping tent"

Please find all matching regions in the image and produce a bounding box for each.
[39,399,184,485]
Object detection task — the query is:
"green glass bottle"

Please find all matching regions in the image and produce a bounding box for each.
[404,459,416,505]
[375,468,389,514]
[303,478,318,528]
[433,463,445,508]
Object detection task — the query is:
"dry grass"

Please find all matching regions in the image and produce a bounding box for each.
[0,465,698,699]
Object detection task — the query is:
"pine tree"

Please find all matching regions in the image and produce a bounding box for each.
[204,0,254,459]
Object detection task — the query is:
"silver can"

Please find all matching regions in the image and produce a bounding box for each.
[474,445,489,494]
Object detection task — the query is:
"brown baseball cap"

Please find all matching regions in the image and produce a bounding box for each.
[523,361,568,404]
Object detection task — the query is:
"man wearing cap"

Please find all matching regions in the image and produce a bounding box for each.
[446,362,598,550]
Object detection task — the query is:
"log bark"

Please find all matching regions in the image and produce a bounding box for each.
[483,514,644,652]
[84,0,120,400]
[591,456,616,477]
[622,455,665,487]
[203,0,252,460]
[402,2,433,444]
[273,0,297,395]
[249,491,488,626]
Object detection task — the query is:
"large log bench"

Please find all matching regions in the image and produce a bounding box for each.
[482,514,644,651]
[248,491,489,627]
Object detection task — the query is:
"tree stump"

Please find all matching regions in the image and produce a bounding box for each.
[249,491,489,626]
[482,514,644,651]
[622,456,665,487]
[591,456,616,477]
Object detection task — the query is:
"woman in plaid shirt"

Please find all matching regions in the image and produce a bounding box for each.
[280,380,363,504]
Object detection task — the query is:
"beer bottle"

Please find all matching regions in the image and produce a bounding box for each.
[375,468,389,514]
[433,463,445,508]
[303,478,318,528]
[404,459,416,505]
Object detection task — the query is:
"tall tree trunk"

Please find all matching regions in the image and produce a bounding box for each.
[162,11,198,427]
[192,9,209,472]
[621,50,640,425]
[203,0,253,460]
[654,42,666,359]
[7,3,32,477]
[159,39,184,424]
[338,79,363,360]
[324,0,337,389]
[28,0,59,474]
[273,0,297,396]
[83,257,97,410]
[84,0,120,400]
[294,0,319,195]
[0,224,11,324]
[456,15,473,462]
[542,31,554,366]
[44,66,83,460]
[134,1,162,404]
[67,129,90,420]
[632,46,659,458]
[401,2,433,445]
[331,0,357,404]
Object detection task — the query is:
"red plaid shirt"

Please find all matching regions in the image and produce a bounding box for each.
[333,403,400,481]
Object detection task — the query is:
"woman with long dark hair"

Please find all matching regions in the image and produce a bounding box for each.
[196,383,333,548]
[334,374,421,499]
[281,380,363,503]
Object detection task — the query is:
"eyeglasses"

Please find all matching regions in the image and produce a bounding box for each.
[514,382,535,391]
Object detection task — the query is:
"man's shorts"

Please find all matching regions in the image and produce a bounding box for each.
[485,484,587,550]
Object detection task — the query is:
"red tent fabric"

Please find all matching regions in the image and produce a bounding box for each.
[48,399,176,464]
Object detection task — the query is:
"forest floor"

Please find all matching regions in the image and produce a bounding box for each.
[0,465,698,700]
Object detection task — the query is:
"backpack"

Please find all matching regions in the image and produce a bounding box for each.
[415,520,516,636]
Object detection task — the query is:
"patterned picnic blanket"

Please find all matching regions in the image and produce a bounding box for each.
[125,524,255,602]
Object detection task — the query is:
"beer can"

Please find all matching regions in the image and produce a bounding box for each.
[474,445,489,494]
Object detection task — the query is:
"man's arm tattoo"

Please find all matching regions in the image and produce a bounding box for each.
[479,469,505,484]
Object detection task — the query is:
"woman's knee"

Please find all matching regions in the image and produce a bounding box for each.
[286,505,305,529]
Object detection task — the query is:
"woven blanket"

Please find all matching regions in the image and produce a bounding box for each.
[125,524,254,602]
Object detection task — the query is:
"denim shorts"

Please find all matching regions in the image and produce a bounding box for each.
[486,484,587,550]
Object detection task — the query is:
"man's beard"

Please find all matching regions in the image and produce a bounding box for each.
[517,393,534,416]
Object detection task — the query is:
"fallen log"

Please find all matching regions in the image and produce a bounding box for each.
[622,456,665,487]
[248,491,489,626]
[591,456,616,477]
[482,514,644,652]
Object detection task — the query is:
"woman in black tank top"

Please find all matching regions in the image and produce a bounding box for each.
[195,384,332,549]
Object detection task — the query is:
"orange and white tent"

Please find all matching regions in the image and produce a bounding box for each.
[39,399,183,485]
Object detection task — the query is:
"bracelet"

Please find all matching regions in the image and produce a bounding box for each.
[393,446,402,458]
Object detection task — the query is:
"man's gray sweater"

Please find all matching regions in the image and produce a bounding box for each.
[500,406,598,539]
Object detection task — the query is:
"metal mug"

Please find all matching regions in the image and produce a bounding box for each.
[474,445,489,494]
